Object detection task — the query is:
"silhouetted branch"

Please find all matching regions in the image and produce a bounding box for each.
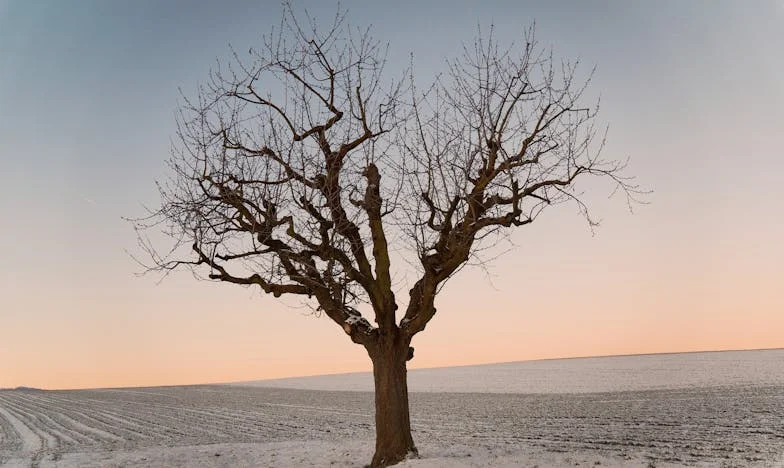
[132,13,643,348]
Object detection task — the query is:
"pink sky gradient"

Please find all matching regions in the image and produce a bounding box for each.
[1,0,782,389]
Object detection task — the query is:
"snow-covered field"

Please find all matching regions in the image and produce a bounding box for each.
[1,350,783,467]
[235,349,784,393]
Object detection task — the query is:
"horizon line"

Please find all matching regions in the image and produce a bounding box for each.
[8,346,780,392]
[233,346,784,383]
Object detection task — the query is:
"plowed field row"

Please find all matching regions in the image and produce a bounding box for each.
[1,384,782,466]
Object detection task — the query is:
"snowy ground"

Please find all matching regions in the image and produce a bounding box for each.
[1,381,783,467]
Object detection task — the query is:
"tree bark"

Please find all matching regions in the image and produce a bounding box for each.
[368,331,417,467]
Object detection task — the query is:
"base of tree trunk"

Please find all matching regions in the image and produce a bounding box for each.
[369,446,418,468]
[368,335,417,467]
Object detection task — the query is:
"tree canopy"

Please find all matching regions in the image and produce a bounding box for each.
[133,5,640,466]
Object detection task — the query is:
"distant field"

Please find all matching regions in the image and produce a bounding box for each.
[1,383,783,467]
[235,349,784,393]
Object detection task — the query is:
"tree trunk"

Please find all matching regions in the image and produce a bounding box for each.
[368,334,417,467]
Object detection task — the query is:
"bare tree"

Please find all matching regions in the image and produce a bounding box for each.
[133,6,639,467]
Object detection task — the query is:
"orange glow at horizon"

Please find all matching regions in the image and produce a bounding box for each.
[3,234,782,391]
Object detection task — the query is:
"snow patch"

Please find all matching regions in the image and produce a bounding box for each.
[344,315,370,328]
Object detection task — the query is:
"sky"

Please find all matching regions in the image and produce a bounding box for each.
[1,0,782,390]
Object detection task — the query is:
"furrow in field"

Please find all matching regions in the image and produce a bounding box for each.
[137,404,287,438]
[2,393,86,447]
[26,394,180,443]
[84,409,162,441]
[50,397,234,444]
[109,399,342,442]
[22,392,189,446]
[54,410,144,446]
[96,403,223,440]
[21,410,80,447]
[58,405,167,443]
[0,396,46,464]
[0,396,63,468]
[67,386,354,442]
[146,408,275,441]
[52,410,135,445]
[4,394,109,446]
[0,398,23,452]
[100,398,306,441]
[0,395,56,447]
[42,397,227,449]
